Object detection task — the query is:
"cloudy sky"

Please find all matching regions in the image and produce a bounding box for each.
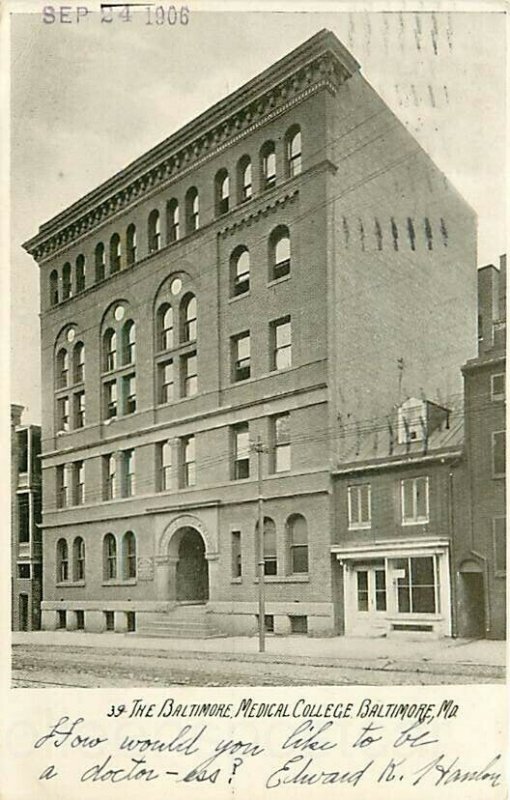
[10,7,506,423]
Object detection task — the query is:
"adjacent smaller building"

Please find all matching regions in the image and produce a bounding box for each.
[11,405,42,630]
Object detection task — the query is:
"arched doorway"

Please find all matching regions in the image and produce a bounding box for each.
[175,527,209,602]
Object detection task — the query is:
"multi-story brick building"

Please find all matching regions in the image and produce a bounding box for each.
[456,257,506,640]
[23,30,477,636]
[11,405,42,631]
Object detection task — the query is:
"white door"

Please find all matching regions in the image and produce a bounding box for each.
[347,563,388,635]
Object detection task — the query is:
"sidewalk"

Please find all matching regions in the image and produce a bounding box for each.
[12,630,506,671]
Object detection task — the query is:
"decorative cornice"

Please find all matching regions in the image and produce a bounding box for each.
[23,31,358,262]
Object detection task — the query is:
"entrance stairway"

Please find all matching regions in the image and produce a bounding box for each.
[135,603,225,639]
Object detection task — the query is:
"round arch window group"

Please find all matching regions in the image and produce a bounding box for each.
[56,532,137,584]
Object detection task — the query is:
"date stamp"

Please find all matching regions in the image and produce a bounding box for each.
[42,4,190,25]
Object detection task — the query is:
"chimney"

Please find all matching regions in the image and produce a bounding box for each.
[477,264,499,355]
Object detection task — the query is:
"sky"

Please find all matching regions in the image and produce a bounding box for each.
[10,8,506,424]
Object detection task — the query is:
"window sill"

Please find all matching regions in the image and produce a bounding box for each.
[348,524,372,531]
[56,581,85,588]
[401,520,429,527]
[254,574,309,584]
[102,579,137,587]
[228,291,251,304]
[230,577,243,584]
[267,274,291,289]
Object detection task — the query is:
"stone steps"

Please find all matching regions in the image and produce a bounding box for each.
[136,605,225,639]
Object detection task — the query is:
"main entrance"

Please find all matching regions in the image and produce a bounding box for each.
[351,562,387,635]
[175,527,209,602]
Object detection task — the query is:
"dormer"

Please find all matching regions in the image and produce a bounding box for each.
[397,397,449,446]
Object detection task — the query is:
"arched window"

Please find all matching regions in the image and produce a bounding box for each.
[56,348,69,389]
[185,187,199,234]
[103,533,117,580]
[157,303,173,351]
[260,141,276,190]
[181,294,197,342]
[256,517,277,576]
[95,242,106,282]
[167,199,180,244]
[126,224,137,266]
[73,536,85,581]
[286,126,302,177]
[148,209,161,253]
[269,226,291,280]
[76,254,86,292]
[103,329,117,372]
[230,246,250,297]
[123,531,137,579]
[110,233,121,273]
[287,514,308,574]
[56,538,68,582]
[237,155,252,203]
[49,270,59,306]
[62,262,72,300]
[73,342,85,383]
[215,169,229,216]
[122,320,136,364]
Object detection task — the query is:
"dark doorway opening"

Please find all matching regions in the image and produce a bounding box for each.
[19,594,29,631]
[459,568,485,638]
[176,528,209,602]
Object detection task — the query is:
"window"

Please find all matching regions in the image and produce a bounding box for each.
[49,270,59,306]
[158,359,174,404]
[57,397,69,432]
[123,531,137,579]
[121,449,135,497]
[233,422,250,479]
[271,317,292,370]
[95,242,106,282]
[56,348,69,389]
[286,126,302,177]
[491,374,505,401]
[103,454,116,500]
[256,517,277,576]
[157,304,173,351]
[62,262,72,300]
[215,169,229,215]
[56,539,69,582]
[103,534,117,580]
[57,610,67,629]
[270,226,291,280]
[273,413,290,472]
[231,531,242,578]
[182,294,197,342]
[232,331,251,382]
[110,233,121,273]
[231,247,250,296]
[157,440,172,491]
[182,352,198,397]
[348,484,371,529]
[395,556,436,613]
[287,514,308,574]
[122,320,136,365]
[290,615,308,634]
[148,209,161,253]
[493,517,506,575]
[76,255,86,292]
[72,461,85,505]
[492,431,506,477]
[103,329,117,372]
[56,465,68,508]
[73,537,85,581]
[127,611,136,632]
[105,611,115,631]
[126,223,137,266]
[18,563,31,579]
[167,199,180,243]
[401,477,429,524]
[17,429,28,474]
[260,141,276,190]
[76,610,85,630]
[18,494,29,543]
[73,342,85,383]
[185,187,199,234]
[104,380,117,419]
[237,156,252,203]
[181,435,196,488]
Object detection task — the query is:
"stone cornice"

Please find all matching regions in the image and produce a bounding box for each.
[23,30,358,262]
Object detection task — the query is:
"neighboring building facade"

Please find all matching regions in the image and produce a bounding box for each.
[456,257,506,640]
[23,30,477,636]
[11,405,42,631]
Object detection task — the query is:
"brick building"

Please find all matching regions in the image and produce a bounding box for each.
[23,30,477,636]
[11,405,42,630]
[455,257,506,639]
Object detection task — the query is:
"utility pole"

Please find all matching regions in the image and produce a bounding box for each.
[251,435,268,653]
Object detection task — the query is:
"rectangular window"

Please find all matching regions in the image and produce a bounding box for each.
[72,461,85,505]
[17,563,31,579]
[74,391,86,429]
[494,517,506,575]
[18,494,30,543]
[181,435,196,488]
[491,373,505,401]
[264,528,277,576]
[57,397,69,432]
[105,610,115,631]
[103,454,116,501]
[401,477,429,524]
[158,360,174,404]
[76,610,85,630]
[157,441,172,492]
[17,429,28,473]
[123,374,136,415]
[492,431,506,477]
[182,352,198,397]
[231,531,242,578]
[56,465,68,508]
[121,449,135,497]
[232,332,251,382]
[290,615,307,634]
[271,317,291,370]
[348,484,371,529]
[104,380,117,419]
[272,413,290,472]
[57,610,67,629]
[233,423,250,480]
[395,556,436,614]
